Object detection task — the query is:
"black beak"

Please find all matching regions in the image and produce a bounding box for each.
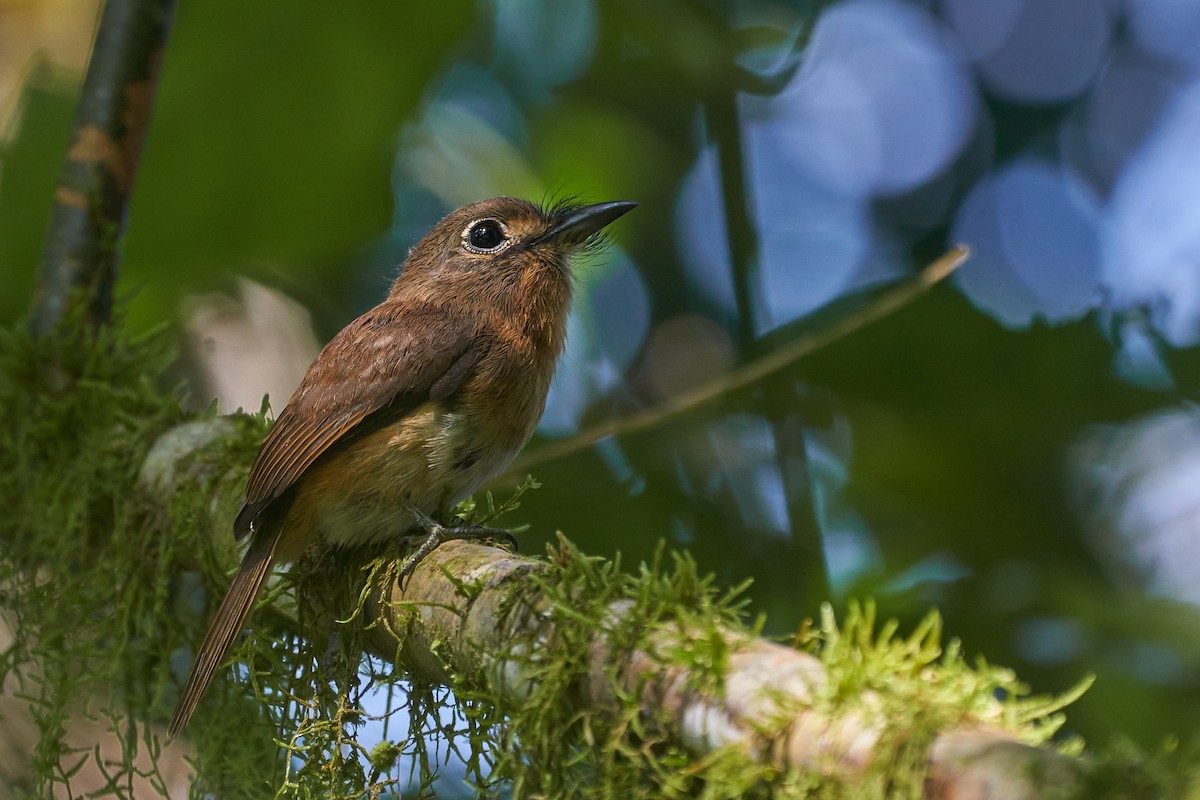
[542,200,637,249]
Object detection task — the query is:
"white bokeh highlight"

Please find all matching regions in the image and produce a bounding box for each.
[1073,409,1200,608]
[750,0,976,197]
[945,0,1112,103]
[952,159,1102,327]
[1103,77,1200,347]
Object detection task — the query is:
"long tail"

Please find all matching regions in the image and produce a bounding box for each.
[169,527,281,738]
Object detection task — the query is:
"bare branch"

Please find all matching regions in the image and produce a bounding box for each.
[30,0,175,335]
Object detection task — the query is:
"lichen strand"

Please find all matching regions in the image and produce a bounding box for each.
[0,318,183,794]
[0,316,281,798]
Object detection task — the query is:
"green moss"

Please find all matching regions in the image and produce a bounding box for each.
[0,316,186,792]
[1077,738,1200,799]
[0,315,283,798]
[424,544,1078,799]
[2,316,1197,798]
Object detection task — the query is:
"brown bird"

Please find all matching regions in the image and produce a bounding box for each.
[169,196,636,737]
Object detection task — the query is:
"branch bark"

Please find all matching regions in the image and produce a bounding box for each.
[30,0,175,335]
[363,538,1085,799]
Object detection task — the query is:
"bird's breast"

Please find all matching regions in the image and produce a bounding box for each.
[279,360,551,555]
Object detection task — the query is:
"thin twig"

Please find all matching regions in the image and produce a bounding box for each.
[30,0,175,335]
[501,246,969,481]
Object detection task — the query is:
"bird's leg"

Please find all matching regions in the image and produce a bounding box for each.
[396,505,517,583]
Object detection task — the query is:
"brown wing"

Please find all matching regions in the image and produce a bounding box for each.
[233,303,482,539]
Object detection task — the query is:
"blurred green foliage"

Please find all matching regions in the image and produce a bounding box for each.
[1,1,477,329]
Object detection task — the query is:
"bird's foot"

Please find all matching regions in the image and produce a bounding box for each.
[397,506,517,585]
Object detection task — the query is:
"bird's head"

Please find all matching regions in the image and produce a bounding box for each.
[391,196,637,310]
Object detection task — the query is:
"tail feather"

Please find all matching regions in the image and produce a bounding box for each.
[169,528,280,738]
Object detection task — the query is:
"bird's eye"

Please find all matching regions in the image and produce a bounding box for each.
[464,219,508,253]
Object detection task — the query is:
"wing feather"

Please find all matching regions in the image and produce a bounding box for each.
[233,304,482,539]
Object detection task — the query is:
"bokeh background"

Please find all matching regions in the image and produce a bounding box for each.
[5,0,1200,755]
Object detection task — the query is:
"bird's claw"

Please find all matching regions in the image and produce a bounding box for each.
[396,507,518,587]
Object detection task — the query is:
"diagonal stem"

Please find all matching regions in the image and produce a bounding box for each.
[499,246,969,483]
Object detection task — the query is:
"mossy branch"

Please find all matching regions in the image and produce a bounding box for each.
[144,416,1091,798]
[361,538,1085,799]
